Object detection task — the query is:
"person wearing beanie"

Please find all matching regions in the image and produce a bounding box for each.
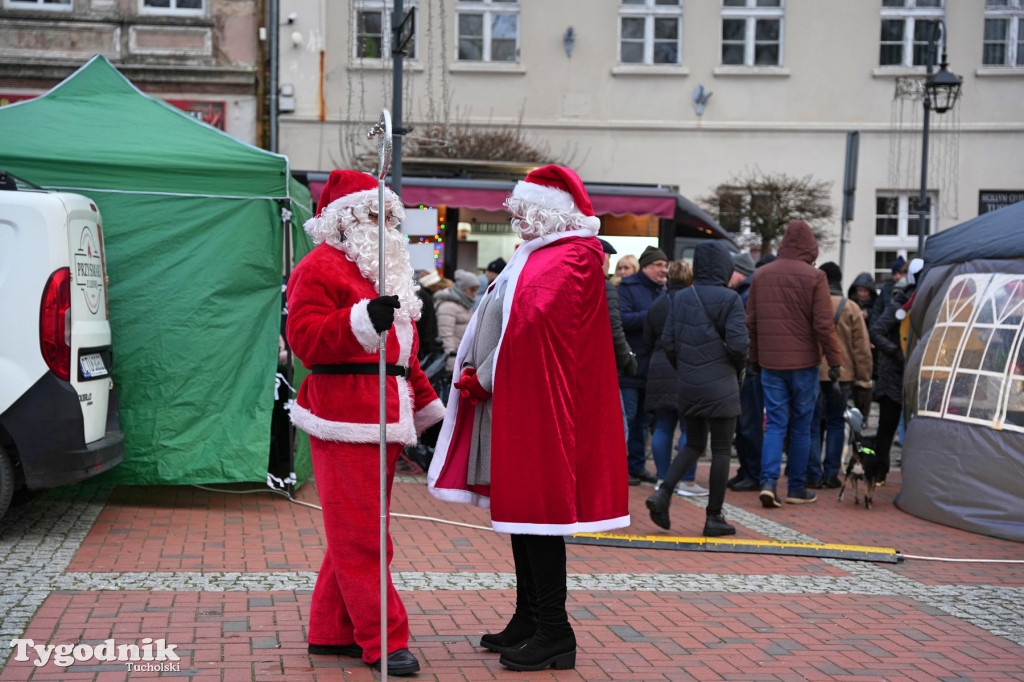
[746,220,842,508]
[846,270,879,417]
[619,244,669,485]
[805,262,872,490]
[728,251,767,492]
[435,269,480,373]
[430,165,628,673]
[286,170,446,676]
[729,250,756,289]
[475,257,509,310]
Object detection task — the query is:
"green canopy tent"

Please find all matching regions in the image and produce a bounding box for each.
[0,55,315,487]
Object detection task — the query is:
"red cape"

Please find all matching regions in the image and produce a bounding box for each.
[430,234,630,534]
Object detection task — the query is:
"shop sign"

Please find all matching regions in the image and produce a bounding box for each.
[979,190,1024,215]
[166,100,225,130]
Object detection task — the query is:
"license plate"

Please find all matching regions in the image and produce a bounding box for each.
[80,352,108,379]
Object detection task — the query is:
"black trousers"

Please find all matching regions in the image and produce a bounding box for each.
[873,395,901,479]
[663,416,737,516]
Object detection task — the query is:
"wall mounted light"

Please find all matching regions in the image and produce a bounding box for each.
[290,30,304,48]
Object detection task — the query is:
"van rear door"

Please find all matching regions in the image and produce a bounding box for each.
[63,194,112,444]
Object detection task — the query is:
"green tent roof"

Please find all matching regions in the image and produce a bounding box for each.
[0,55,293,199]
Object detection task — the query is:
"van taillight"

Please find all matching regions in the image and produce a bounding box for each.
[96,223,109,320]
[40,267,71,382]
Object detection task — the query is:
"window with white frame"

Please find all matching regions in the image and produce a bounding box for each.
[619,0,683,66]
[721,0,784,67]
[456,0,519,62]
[918,273,1024,431]
[983,0,1024,66]
[4,0,72,9]
[874,193,934,281]
[354,0,418,61]
[140,0,204,15]
[879,0,944,67]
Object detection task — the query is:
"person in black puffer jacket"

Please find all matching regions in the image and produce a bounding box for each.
[646,241,749,537]
[848,271,879,417]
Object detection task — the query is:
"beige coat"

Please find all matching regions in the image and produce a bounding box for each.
[435,290,474,372]
[818,292,873,386]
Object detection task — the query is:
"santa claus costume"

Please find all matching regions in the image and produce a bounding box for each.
[286,170,445,676]
[428,165,630,672]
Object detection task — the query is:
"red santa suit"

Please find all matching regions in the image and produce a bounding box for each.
[428,190,629,535]
[286,170,444,666]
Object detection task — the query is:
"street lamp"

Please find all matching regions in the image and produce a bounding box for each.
[917,20,963,255]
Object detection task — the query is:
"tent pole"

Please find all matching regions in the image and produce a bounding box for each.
[282,198,294,500]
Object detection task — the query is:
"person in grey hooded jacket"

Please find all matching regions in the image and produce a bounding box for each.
[645,241,748,537]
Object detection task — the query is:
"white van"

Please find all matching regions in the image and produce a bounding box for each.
[0,171,123,518]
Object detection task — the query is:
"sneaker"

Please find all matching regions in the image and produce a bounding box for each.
[759,484,782,508]
[628,473,642,486]
[822,476,842,489]
[805,479,823,489]
[785,489,818,504]
[728,477,760,492]
[675,482,709,497]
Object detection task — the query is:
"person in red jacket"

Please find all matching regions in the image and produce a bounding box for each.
[746,220,842,508]
[429,165,629,672]
[286,170,445,676]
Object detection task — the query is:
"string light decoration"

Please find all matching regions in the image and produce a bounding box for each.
[410,204,444,273]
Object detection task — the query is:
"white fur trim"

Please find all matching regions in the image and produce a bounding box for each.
[579,215,601,231]
[491,515,631,535]
[414,398,445,434]
[289,377,418,445]
[512,180,575,213]
[427,486,491,509]
[350,299,380,353]
[395,318,413,365]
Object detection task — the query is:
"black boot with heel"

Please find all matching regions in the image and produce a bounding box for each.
[481,534,537,654]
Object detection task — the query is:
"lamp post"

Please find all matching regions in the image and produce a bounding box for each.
[916,20,962,256]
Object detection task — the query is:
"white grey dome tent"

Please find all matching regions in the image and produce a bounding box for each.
[899,200,1024,542]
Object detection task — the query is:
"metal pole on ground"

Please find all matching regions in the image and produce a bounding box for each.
[368,110,392,681]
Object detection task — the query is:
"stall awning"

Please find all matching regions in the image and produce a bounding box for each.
[304,173,730,240]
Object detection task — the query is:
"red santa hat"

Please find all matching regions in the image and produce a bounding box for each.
[316,169,380,216]
[509,165,600,230]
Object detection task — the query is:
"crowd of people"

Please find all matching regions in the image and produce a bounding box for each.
[285,164,919,675]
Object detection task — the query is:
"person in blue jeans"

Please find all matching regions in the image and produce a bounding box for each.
[618,245,669,485]
[745,220,843,508]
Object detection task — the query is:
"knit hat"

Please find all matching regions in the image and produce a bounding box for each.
[819,261,842,286]
[598,238,617,255]
[304,169,398,242]
[732,251,756,276]
[891,255,907,273]
[453,269,479,291]
[638,245,669,269]
[486,257,507,274]
[509,165,600,230]
[418,270,441,288]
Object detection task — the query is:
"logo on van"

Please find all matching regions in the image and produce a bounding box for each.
[73,227,104,314]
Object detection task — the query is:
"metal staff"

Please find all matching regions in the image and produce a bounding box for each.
[367,109,393,680]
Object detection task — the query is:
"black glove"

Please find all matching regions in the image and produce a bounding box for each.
[366,295,400,334]
[828,366,841,383]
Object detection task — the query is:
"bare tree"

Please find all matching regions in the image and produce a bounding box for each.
[700,169,836,253]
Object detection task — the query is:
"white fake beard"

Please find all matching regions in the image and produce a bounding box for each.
[338,220,423,322]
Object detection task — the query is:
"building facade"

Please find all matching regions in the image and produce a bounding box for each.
[276,0,1024,283]
[0,0,261,144]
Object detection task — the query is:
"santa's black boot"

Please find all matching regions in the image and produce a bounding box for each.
[499,535,576,672]
[480,534,537,653]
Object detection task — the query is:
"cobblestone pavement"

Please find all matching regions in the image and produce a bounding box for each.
[1,462,1023,680]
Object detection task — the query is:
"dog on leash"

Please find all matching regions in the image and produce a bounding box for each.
[837,408,885,510]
